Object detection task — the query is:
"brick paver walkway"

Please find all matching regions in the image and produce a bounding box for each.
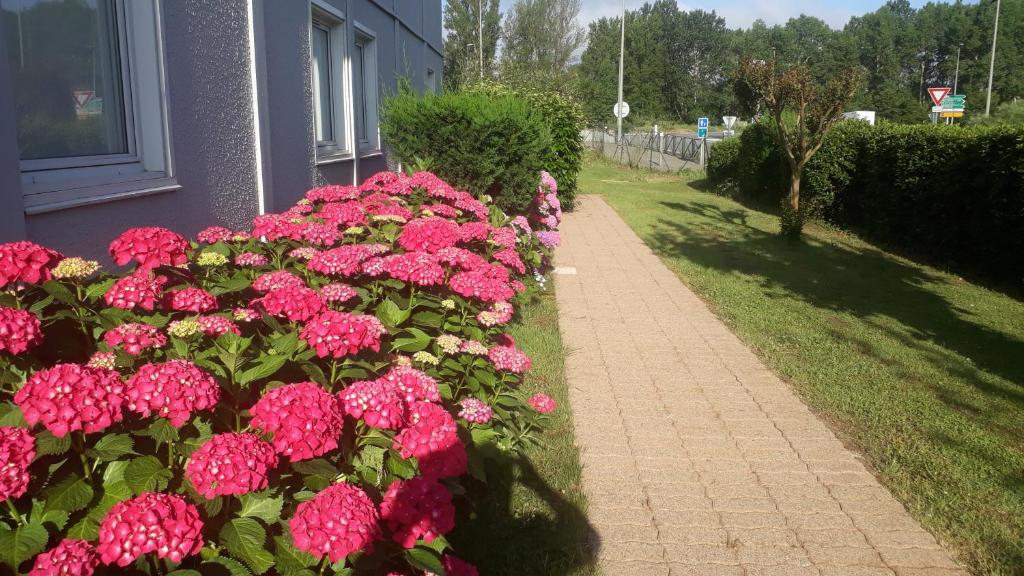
[553,196,966,576]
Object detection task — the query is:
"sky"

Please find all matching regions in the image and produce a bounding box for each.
[497,0,966,31]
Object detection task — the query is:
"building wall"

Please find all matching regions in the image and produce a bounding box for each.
[0,0,442,257]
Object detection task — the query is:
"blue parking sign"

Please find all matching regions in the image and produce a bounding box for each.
[697,117,709,129]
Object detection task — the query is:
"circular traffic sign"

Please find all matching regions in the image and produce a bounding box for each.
[613,102,630,118]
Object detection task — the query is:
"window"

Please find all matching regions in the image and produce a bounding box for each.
[352,24,378,153]
[426,68,436,93]
[309,1,348,161]
[3,0,173,213]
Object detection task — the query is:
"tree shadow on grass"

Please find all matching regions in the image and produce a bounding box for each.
[449,454,597,576]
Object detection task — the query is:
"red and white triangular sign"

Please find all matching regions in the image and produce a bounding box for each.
[928,87,951,106]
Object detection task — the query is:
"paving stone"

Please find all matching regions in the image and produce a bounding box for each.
[553,197,964,575]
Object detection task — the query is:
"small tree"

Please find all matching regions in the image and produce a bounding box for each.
[737,58,862,237]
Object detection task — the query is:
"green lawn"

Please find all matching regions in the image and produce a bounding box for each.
[580,155,1024,575]
[450,288,596,576]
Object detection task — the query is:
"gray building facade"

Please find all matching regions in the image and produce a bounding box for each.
[0,0,442,259]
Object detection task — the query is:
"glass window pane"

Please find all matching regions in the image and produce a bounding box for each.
[311,23,332,143]
[3,0,128,160]
[353,41,365,141]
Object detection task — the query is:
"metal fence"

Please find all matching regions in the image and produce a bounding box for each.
[583,128,710,172]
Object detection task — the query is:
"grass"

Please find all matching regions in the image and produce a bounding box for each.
[579,154,1024,576]
[449,287,596,576]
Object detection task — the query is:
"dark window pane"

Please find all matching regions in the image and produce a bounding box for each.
[354,41,365,141]
[311,23,332,143]
[2,0,128,160]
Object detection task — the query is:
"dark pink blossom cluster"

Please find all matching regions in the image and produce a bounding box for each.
[489,227,517,248]
[251,213,296,240]
[449,268,514,303]
[125,360,220,426]
[0,307,43,355]
[319,282,358,304]
[301,310,386,358]
[167,286,217,312]
[102,323,166,355]
[317,201,367,226]
[363,194,413,222]
[234,251,268,266]
[196,315,241,336]
[339,379,406,429]
[488,344,532,374]
[476,300,514,327]
[309,244,388,277]
[0,241,63,287]
[15,363,124,437]
[423,203,460,219]
[186,432,278,498]
[306,184,361,203]
[252,269,305,292]
[379,477,455,548]
[494,247,526,274]
[298,221,341,246]
[528,393,557,414]
[0,426,35,500]
[394,402,467,480]
[196,226,233,244]
[255,284,324,322]
[434,246,487,271]
[104,270,167,311]
[28,539,99,576]
[97,493,204,566]
[382,252,445,286]
[250,382,344,462]
[457,398,493,424]
[382,365,440,403]
[289,482,381,562]
[398,217,460,253]
[108,227,189,269]
[457,221,492,243]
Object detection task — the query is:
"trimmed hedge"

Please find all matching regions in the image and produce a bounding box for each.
[381,91,551,214]
[464,82,585,209]
[707,121,1024,285]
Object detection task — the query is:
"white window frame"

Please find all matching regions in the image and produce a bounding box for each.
[310,0,351,163]
[352,22,379,155]
[17,0,176,215]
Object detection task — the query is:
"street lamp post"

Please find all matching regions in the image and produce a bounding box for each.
[985,0,1001,116]
[477,0,483,79]
[615,0,625,143]
[953,43,962,94]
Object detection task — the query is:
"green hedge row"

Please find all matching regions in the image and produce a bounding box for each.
[708,121,1024,285]
[381,91,551,214]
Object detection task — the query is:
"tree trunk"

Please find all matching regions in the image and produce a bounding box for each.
[780,170,803,238]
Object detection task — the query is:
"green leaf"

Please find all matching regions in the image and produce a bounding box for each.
[0,521,48,567]
[84,278,116,301]
[40,280,76,304]
[30,500,69,531]
[386,450,417,479]
[143,418,180,443]
[88,433,135,461]
[35,430,71,456]
[238,491,284,524]
[124,456,173,495]
[168,571,203,576]
[43,473,94,514]
[412,311,444,328]
[0,402,27,428]
[237,354,289,386]
[391,327,432,352]
[273,535,317,575]
[219,518,275,575]
[405,546,445,574]
[65,517,99,540]
[203,556,255,576]
[375,298,410,329]
[291,458,339,479]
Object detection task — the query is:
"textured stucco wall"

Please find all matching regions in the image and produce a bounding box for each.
[0,22,26,242]
[23,0,260,260]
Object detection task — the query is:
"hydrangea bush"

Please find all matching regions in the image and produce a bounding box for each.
[0,170,562,575]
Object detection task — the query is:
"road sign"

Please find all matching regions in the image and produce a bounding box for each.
[928,87,951,106]
[939,111,964,118]
[697,128,708,138]
[941,95,966,110]
[722,116,737,130]
[613,102,630,118]
[932,105,943,112]
[697,117,709,129]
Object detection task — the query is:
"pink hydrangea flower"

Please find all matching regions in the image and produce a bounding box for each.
[493,247,526,274]
[459,340,488,356]
[104,270,167,311]
[398,217,460,253]
[317,201,367,226]
[476,301,513,327]
[125,360,220,427]
[0,427,35,500]
[86,351,116,370]
[380,477,455,548]
[250,382,344,462]
[186,432,278,499]
[289,246,321,261]
[97,493,204,567]
[15,364,124,437]
[251,213,297,240]
[528,393,557,414]
[254,285,324,322]
[0,307,43,355]
[308,244,388,277]
[381,365,440,403]
[488,345,532,373]
[458,398,493,424]
[536,231,561,247]
[319,283,358,304]
[196,226,233,244]
[489,227,517,248]
[234,252,268,266]
[0,241,63,287]
[252,270,305,293]
[393,402,467,480]
[423,203,460,219]
[449,269,514,303]
[108,227,189,269]
[166,287,217,313]
[382,252,445,286]
[289,482,381,563]
[29,539,99,576]
[233,307,260,322]
[306,184,361,203]
[196,315,241,336]
[102,323,166,356]
[300,311,386,358]
[338,379,406,429]
[457,221,492,244]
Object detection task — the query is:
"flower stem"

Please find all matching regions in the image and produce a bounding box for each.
[318,556,330,576]
[4,499,23,526]
[147,554,165,576]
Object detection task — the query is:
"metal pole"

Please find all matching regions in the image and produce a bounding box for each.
[478,0,484,79]
[17,10,24,68]
[985,0,1000,116]
[953,44,962,93]
[615,0,625,143]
